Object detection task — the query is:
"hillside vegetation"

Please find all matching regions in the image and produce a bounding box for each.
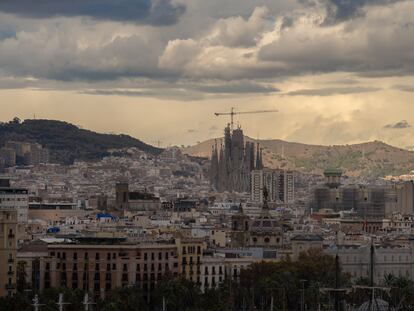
[0,119,162,164]
[182,137,414,178]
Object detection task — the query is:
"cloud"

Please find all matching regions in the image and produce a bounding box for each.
[0,0,186,26]
[299,0,404,25]
[0,1,413,98]
[286,86,380,96]
[194,81,279,94]
[78,80,279,101]
[259,1,414,78]
[206,6,272,47]
[384,120,411,129]
[392,84,414,92]
[323,0,401,24]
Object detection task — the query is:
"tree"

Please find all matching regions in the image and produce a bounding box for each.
[98,286,148,311]
[153,276,202,311]
[16,261,28,293]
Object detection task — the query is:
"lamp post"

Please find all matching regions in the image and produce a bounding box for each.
[300,279,307,311]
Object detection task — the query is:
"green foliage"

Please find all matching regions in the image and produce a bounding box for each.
[98,285,148,311]
[0,119,162,164]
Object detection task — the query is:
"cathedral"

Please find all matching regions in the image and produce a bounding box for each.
[210,124,263,193]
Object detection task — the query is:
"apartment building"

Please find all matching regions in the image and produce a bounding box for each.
[0,209,18,297]
[18,237,179,298]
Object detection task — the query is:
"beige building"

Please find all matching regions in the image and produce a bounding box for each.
[18,238,179,298]
[176,238,206,284]
[326,240,414,284]
[0,209,18,297]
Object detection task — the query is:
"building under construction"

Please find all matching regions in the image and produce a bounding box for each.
[210,124,263,193]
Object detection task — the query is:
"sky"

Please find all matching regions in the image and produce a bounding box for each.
[1,0,414,148]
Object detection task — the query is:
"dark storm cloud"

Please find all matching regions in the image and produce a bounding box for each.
[286,86,381,96]
[0,0,186,25]
[384,120,411,129]
[194,82,279,94]
[300,0,402,24]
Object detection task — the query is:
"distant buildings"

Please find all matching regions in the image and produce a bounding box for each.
[251,169,295,205]
[210,124,262,193]
[310,169,397,219]
[0,141,49,168]
[115,182,161,211]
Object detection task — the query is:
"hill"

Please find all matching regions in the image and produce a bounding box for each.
[182,137,414,178]
[0,119,162,164]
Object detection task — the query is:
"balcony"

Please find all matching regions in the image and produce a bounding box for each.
[8,258,14,263]
[7,270,14,276]
[8,234,15,239]
[5,284,16,290]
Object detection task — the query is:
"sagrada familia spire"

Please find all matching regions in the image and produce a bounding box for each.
[210,124,263,193]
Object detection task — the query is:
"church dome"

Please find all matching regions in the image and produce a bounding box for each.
[251,214,281,232]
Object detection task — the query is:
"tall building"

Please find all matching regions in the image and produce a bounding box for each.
[395,181,414,214]
[0,209,18,297]
[251,169,295,205]
[0,148,16,167]
[0,178,29,223]
[210,124,262,193]
[115,182,129,210]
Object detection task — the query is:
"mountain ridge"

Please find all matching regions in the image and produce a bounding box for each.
[182,136,414,178]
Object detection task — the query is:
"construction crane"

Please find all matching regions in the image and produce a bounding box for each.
[214,107,278,130]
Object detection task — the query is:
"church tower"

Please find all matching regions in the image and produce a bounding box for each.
[230,203,250,248]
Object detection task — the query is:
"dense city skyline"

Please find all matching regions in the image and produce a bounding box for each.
[1,0,414,147]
